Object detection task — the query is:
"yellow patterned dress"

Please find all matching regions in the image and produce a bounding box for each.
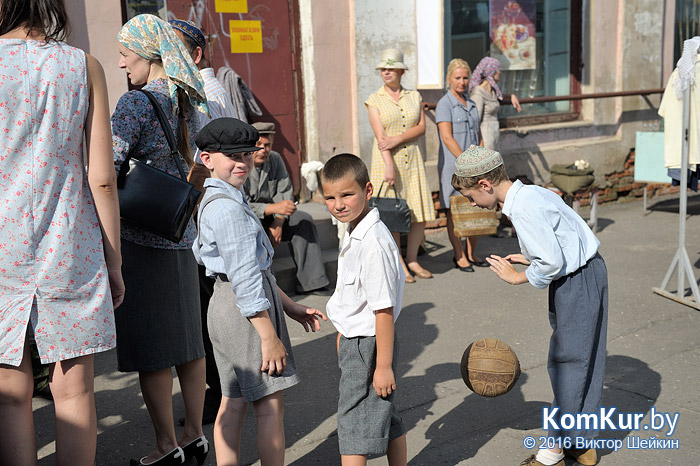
[365,86,435,224]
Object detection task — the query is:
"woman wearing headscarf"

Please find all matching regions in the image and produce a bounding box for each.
[366,48,436,283]
[111,14,209,466]
[436,58,489,271]
[468,57,522,151]
[0,0,123,465]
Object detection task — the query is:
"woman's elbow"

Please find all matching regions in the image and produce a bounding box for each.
[88,170,118,192]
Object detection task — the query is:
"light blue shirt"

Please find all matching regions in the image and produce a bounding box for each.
[502,180,600,289]
[192,178,274,317]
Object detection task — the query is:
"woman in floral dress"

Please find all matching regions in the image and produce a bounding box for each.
[0,0,123,465]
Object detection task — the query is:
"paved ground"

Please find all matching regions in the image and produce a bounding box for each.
[33,193,700,465]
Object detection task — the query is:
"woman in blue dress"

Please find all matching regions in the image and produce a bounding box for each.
[436,58,484,272]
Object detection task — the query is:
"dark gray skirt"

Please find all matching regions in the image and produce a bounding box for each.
[115,240,204,372]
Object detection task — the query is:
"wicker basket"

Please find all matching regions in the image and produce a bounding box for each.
[450,195,501,237]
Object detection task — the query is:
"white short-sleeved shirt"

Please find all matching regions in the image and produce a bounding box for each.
[326,208,405,338]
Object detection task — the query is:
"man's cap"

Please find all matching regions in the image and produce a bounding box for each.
[195,118,260,153]
[169,19,206,50]
[251,122,276,135]
[454,145,504,177]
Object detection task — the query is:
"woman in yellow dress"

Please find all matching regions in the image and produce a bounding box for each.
[366,48,436,283]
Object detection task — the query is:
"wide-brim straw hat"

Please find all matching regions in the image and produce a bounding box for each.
[375,48,409,70]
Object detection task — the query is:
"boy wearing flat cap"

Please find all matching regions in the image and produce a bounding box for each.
[192,117,327,465]
[452,145,607,466]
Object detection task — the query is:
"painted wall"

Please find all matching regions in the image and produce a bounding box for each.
[65,0,128,112]
[299,0,356,162]
[354,0,419,167]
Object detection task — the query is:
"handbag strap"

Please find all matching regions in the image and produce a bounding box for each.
[138,89,189,181]
[375,181,400,200]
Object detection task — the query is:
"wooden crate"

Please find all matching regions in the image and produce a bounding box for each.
[450,195,501,237]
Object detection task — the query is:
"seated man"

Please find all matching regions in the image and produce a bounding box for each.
[245,122,331,295]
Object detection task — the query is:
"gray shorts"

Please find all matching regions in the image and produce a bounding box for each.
[337,334,405,456]
[208,269,299,401]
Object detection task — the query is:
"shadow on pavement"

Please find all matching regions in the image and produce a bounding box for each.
[287,301,438,465]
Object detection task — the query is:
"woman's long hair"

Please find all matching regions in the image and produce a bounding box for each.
[0,0,69,41]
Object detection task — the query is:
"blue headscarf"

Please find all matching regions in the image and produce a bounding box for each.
[118,14,208,116]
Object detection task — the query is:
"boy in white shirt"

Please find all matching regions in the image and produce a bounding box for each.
[320,153,407,466]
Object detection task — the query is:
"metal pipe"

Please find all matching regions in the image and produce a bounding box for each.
[423,88,665,110]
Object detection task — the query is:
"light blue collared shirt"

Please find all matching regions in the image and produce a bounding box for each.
[192,178,274,317]
[502,180,600,289]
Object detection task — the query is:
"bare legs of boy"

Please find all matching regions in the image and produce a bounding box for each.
[341,434,408,466]
[0,345,98,466]
[215,391,285,466]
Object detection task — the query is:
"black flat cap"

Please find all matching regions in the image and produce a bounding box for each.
[195,118,260,153]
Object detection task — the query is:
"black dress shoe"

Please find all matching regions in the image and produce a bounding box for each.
[130,447,185,466]
[470,259,490,267]
[452,257,474,272]
[181,436,209,466]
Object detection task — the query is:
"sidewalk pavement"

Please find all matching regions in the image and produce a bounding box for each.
[34,193,700,465]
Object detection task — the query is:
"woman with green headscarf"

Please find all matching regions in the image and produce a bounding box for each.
[111,14,209,466]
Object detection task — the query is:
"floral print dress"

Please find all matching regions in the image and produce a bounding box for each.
[0,40,115,366]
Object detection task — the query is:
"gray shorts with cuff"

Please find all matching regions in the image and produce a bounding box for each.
[337,334,405,456]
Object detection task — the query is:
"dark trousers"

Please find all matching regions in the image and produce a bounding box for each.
[263,210,329,292]
[198,264,221,404]
[547,253,608,440]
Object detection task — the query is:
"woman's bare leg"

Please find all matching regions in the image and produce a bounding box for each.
[138,369,179,462]
[50,354,97,466]
[0,344,36,466]
[406,222,431,276]
[175,357,206,445]
[446,211,469,267]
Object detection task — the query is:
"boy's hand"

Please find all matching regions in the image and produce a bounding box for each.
[285,303,327,332]
[260,335,287,375]
[486,254,528,285]
[373,366,396,398]
[504,253,530,265]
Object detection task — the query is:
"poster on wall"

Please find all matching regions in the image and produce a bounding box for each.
[229,20,263,53]
[215,0,248,13]
[489,0,536,70]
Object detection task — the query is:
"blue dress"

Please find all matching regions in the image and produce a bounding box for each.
[435,91,480,209]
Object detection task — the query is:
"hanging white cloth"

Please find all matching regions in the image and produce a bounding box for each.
[659,52,700,170]
[674,37,700,99]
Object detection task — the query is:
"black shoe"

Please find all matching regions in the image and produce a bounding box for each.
[181,436,209,466]
[130,447,185,466]
[452,257,474,272]
[469,259,490,267]
[297,285,334,296]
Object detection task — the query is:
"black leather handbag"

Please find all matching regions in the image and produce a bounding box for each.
[369,182,412,233]
[116,90,201,243]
